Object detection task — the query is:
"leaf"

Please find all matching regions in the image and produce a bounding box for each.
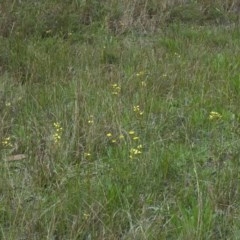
[5,154,27,161]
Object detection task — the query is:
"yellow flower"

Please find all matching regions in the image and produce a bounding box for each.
[129,131,135,135]
[84,152,91,158]
[53,122,63,144]
[129,147,142,159]
[106,133,112,137]
[209,111,222,120]
[137,144,143,149]
[53,122,62,129]
[88,115,94,124]
[136,71,144,77]
[111,83,121,95]
[133,105,144,116]
[83,213,90,220]
[2,137,13,147]
[119,134,124,139]
[133,136,139,140]
[133,105,140,112]
[174,52,181,58]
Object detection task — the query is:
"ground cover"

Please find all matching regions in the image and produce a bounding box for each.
[1,1,240,239]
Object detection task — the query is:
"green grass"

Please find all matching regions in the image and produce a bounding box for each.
[1,0,240,239]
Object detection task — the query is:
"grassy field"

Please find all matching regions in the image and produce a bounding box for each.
[1,0,240,239]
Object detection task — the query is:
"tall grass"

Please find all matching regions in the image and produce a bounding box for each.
[1,0,240,239]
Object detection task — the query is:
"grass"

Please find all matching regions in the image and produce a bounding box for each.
[1,0,240,239]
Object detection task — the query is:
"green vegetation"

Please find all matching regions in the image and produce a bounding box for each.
[1,0,240,239]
